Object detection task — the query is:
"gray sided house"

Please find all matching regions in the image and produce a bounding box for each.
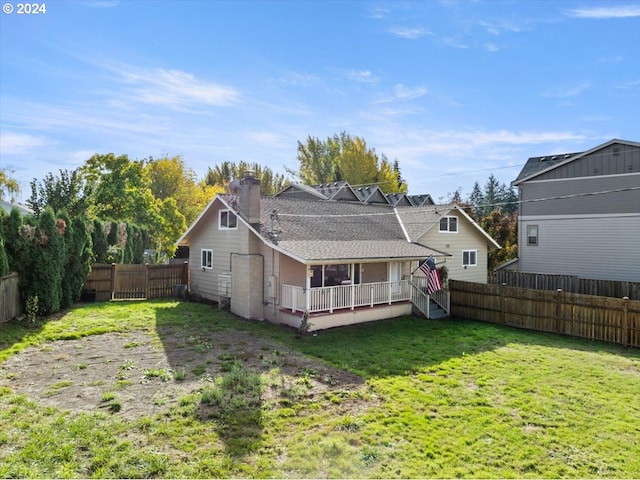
[177,173,500,331]
[511,138,640,282]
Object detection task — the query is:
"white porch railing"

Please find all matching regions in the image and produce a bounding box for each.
[412,276,450,313]
[281,280,412,314]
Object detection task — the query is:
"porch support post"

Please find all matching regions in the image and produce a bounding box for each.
[329,287,334,313]
[351,283,355,310]
[350,262,355,310]
[388,282,392,305]
[305,266,311,313]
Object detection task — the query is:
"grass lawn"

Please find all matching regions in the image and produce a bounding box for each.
[1,299,639,478]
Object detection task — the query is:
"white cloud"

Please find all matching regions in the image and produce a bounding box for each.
[393,84,428,101]
[440,37,469,49]
[347,70,379,84]
[277,71,322,87]
[366,127,591,196]
[477,20,522,35]
[121,68,240,108]
[616,79,640,89]
[483,42,500,52]
[566,5,640,18]
[373,84,428,104]
[388,27,433,39]
[541,82,591,98]
[368,7,390,19]
[245,131,288,148]
[0,132,48,155]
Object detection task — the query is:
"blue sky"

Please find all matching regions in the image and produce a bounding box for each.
[1,0,639,202]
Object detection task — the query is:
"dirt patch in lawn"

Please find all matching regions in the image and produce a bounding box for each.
[0,329,365,419]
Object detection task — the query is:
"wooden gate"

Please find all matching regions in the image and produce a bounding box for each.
[114,264,147,299]
[83,263,188,301]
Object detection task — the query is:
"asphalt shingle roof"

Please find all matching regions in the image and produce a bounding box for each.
[513,151,583,183]
[258,197,446,261]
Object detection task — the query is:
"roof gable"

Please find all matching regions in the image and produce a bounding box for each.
[354,185,390,204]
[513,139,640,185]
[386,193,412,206]
[395,203,501,248]
[275,184,328,201]
[408,194,435,206]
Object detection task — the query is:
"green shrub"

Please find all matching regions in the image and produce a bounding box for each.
[92,219,108,263]
[0,226,8,277]
[25,295,39,324]
[26,208,64,315]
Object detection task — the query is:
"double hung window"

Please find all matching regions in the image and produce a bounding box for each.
[462,250,477,267]
[201,249,213,269]
[527,225,538,246]
[439,216,458,232]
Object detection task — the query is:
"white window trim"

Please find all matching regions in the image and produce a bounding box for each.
[462,250,478,267]
[218,209,238,230]
[439,216,458,233]
[527,225,538,246]
[201,249,213,270]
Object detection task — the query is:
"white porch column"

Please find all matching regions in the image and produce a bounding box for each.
[305,266,311,313]
[350,262,355,310]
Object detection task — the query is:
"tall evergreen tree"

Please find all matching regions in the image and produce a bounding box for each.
[92,220,109,264]
[58,211,75,309]
[26,208,64,315]
[0,222,8,277]
[70,217,93,302]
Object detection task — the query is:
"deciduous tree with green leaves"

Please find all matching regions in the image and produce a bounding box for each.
[0,168,20,202]
[204,161,288,196]
[145,155,223,225]
[291,132,407,193]
[27,169,89,217]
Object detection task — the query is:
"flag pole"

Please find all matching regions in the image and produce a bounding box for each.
[411,255,433,275]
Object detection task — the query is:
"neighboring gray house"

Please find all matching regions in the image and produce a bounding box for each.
[0,199,33,217]
[510,138,640,282]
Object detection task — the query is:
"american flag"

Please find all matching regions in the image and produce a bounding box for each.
[419,257,442,295]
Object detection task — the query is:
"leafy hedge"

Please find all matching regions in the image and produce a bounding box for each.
[0,206,151,317]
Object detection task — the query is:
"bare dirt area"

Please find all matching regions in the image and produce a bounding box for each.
[0,328,365,419]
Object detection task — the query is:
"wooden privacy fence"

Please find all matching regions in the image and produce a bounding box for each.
[1,272,22,323]
[83,263,189,301]
[490,270,640,300]
[450,280,639,348]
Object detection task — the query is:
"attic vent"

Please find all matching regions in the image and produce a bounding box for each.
[540,157,547,161]
[613,146,620,156]
[551,156,557,160]
[564,154,571,159]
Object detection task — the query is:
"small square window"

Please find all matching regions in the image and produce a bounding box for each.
[527,225,538,246]
[439,216,458,232]
[219,210,238,230]
[462,250,477,267]
[201,249,213,269]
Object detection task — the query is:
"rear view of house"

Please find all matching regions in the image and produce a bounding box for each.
[177,173,500,331]
[510,139,640,282]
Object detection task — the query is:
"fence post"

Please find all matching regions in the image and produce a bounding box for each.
[622,296,629,347]
[555,289,563,334]
[501,283,506,324]
[110,263,116,300]
[145,264,150,299]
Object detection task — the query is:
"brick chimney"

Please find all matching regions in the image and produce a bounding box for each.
[238,170,261,227]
